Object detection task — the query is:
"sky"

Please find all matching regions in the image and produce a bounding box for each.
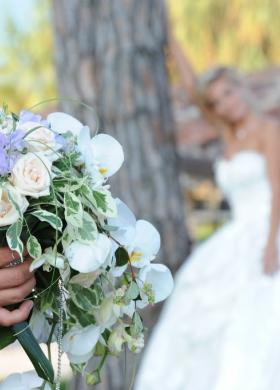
[0,0,35,43]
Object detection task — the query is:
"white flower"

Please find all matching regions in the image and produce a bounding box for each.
[108,198,136,246]
[0,186,28,227]
[47,112,84,137]
[107,324,127,355]
[69,271,100,288]
[109,202,161,275]
[29,310,53,344]
[11,153,52,198]
[126,333,144,353]
[77,127,124,183]
[65,233,111,273]
[128,220,161,268]
[21,121,57,156]
[91,134,124,178]
[0,370,50,390]
[137,263,174,309]
[62,325,101,364]
[30,248,65,272]
[94,295,120,331]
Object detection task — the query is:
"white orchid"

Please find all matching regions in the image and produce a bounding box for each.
[110,200,160,262]
[137,263,174,309]
[128,219,161,268]
[0,371,50,390]
[91,133,124,178]
[77,127,124,183]
[65,233,112,273]
[29,310,54,344]
[47,112,84,137]
[30,248,65,272]
[108,199,161,275]
[62,324,101,364]
[108,198,136,246]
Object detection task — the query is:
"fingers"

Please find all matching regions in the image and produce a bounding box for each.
[0,258,34,289]
[0,247,29,268]
[0,276,36,307]
[0,300,34,327]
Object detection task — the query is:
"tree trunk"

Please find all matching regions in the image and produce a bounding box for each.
[52,1,190,388]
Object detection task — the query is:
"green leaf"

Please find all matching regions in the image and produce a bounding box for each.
[6,219,23,260]
[124,281,140,304]
[7,190,23,218]
[32,210,62,231]
[12,321,54,383]
[27,235,42,259]
[115,247,129,267]
[93,191,107,213]
[92,190,117,217]
[69,283,103,311]
[75,211,98,243]
[0,326,15,350]
[64,192,83,227]
[130,312,143,338]
[68,301,96,327]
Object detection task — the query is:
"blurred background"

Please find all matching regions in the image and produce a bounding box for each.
[0,0,280,389]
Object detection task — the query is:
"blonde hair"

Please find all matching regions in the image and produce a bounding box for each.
[197,66,243,106]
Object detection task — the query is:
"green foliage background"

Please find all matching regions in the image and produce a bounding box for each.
[0,0,279,110]
[169,0,280,72]
[0,0,56,112]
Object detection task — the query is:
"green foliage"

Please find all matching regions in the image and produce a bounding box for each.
[124,281,140,304]
[68,282,103,311]
[0,0,56,111]
[115,247,130,267]
[74,211,98,243]
[64,192,83,228]
[6,219,23,259]
[129,312,143,338]
[27,235,42,259]
[12,321,54,383]
[169,0,280,72]
[31,209,63,231]
[0,326,15,350]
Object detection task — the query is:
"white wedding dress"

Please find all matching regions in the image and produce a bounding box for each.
[135,151,280,390]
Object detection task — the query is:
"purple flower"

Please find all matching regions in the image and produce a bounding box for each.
[0,130,26,176]
[0,153,9,176]
[54,134,68,151]
[10,129,26,151]
[18,110,49,128]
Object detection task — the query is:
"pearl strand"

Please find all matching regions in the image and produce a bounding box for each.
[55,279,64,390]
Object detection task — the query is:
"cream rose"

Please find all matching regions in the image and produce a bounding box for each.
[0,186,28,227]
[11,153,52,198]
[21,121,57,155]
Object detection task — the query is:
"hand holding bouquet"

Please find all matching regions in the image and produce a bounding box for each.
[0,105,173,389]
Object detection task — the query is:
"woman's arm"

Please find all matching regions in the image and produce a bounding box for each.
[263,121,280,275]
[0,247,35,326]
[167,15,197,97]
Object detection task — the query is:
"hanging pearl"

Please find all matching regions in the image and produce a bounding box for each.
[56,279,64,390]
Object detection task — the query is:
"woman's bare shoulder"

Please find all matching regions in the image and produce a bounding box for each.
[258,116,280,143]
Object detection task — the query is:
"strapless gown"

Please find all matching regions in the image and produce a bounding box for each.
[134,151,280,390]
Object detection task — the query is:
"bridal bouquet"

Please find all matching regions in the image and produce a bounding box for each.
[0,105,173,389]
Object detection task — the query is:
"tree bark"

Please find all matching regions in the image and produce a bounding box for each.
[52,1,190,388]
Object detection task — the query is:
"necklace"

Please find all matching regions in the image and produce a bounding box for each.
[235,124,255,141]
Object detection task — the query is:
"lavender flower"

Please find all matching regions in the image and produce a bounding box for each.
[0,130,26,176]
[18,110,49,128]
